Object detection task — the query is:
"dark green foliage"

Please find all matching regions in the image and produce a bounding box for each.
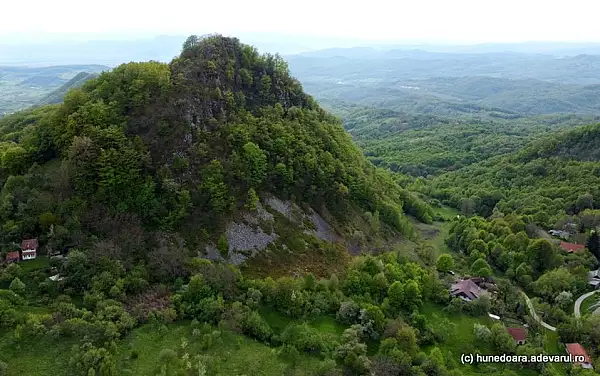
[587,230,600,261]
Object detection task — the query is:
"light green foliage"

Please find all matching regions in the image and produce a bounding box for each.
[436,254,454,273]
[489,323,516,354]
[245,188,259,211]
[68,342,118,376]
[470,258,492,278]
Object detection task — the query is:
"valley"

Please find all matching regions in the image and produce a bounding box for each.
[0,34,599,376]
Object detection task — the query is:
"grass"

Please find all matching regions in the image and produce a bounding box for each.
[433,205,461,221]
[118,322,328,376]
[421,302,493,356]
[19,256,51,273]
[259,307,346,337]
[420,302,543,376]
[0,331,76,376]
[579,292,599,317]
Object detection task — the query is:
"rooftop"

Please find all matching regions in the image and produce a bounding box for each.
[560,242,585,253]
[6,251,20,260]
[506,327,527,342]
[451,278,483,301]
[20,238,38,251]
[566,343,592,364]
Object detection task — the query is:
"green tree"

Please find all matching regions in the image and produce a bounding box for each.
[9,278,25,295]
[490,323,516,354]
[470,258,492,278]
[526,239,557,275]
[333,327,371,374]
[236,142,267,188]
[68,342,117,376]
[436,254,454,273]
[587,230,600,261]
[245,188,259,211]
[1,146,29,175]
[182,35,200,52]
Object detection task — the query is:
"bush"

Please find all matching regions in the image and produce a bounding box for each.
[280,323,338,356]
[336,300,360,325]
[9,278,25,295]
[242,311,272,342]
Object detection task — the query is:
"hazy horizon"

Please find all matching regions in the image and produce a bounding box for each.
[4,0,600,45]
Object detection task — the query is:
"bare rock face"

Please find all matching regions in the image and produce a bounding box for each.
[203,196,344,265]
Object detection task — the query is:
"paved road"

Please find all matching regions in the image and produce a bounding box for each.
[521,291,557,331]
[574,290,599,318]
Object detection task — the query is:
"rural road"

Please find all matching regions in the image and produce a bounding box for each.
[520,291,557,331]
[574,291,599,318]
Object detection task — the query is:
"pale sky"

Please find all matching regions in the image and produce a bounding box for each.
[3,0,600,43]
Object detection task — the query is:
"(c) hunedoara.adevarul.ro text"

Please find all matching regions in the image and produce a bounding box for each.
[460,353,586,364]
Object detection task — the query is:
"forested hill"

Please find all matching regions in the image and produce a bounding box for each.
[516,124,600,162]
[427,123,600,227]
[0,35,430,266]
[35,72,99,106]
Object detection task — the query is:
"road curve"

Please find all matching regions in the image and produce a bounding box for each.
[520,291,557,331]
[574,291,599,318]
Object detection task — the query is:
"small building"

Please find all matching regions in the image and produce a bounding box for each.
[566,343,593,369]
[589,269,600,289]
[560,242,585,254]
[5,251,20,264]
[451,278,487,302]
[506,327,527,345]
[20,238,38,260]
[549,230,571,240]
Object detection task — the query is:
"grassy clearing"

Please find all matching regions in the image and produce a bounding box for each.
[433,205,460,221]
[420,302,543,376]
[118,322,327,376]
[0,331,76,376]
[19,256,51,273]
[421,302,493,356]
[259,307,346,337]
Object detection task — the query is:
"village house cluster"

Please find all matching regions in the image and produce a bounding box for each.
[4,238,38,264]
[449,274,594,369]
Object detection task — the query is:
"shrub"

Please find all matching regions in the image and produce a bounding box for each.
[242,311,272,342]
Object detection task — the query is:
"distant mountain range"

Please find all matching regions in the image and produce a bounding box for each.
[4,34,600,67]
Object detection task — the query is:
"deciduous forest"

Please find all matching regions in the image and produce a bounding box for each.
[0,35,599,376]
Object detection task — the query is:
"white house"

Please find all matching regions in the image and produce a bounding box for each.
[20,238,38,260]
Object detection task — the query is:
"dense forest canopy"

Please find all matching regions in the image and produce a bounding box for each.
[0,35,431,265]
[3,35,600,376]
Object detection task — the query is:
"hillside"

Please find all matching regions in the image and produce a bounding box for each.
[427,124,600,226]
[36,72,99,106]
[286,50,600,120]
[0,35,434,266]
[2,35,600,376]
[0,64,108,115]
[324,102,598,177]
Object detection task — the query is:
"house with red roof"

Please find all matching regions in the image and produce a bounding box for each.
[506,327,527,345]
[566,343,593,369]
[20,238,38,260]
[5,251,20,264]
[560,242,585,253]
